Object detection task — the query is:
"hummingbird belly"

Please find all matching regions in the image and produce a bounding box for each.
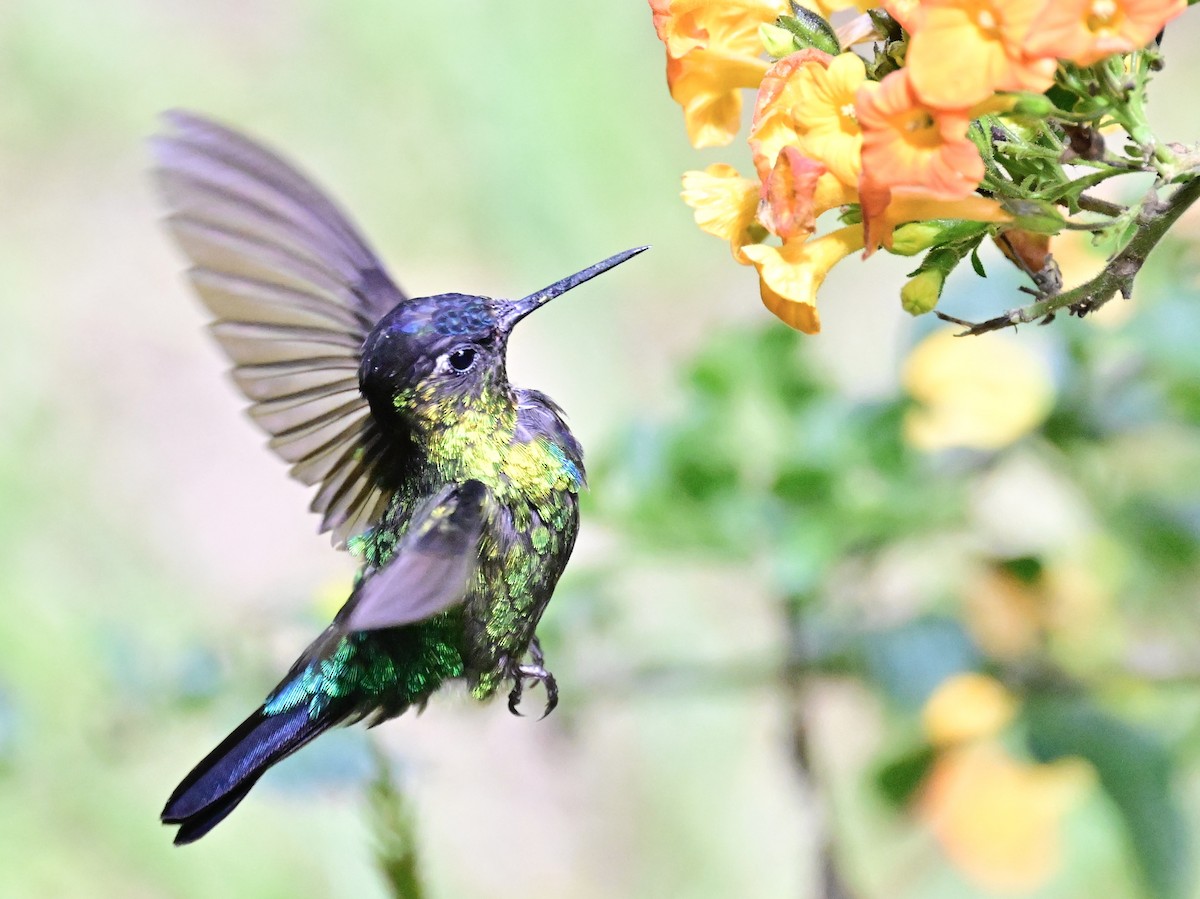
[461,490,578,698]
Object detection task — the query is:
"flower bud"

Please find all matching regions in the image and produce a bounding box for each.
[901,268,946,316]
[890,220,990,256]
[759,23,799,58]
[777,7,841,55]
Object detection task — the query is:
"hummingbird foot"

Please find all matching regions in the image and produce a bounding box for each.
[506,662,559,720]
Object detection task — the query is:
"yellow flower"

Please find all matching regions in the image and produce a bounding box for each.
[903,328,1054,451]
[1025,0,1186,67]
[790,52,869,187]
[919,744,1092,893]
[903,0,1057,110]
[651,0,785,58]
[650,0,785,147]
[667,50,771,147]
[923,673,1017,746]
[681,164,762,261]
[749,50,868,188]
[750,49,836,180]
[741,224,865,333]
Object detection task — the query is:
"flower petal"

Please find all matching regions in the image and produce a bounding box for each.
[742,224,865,332]
[681,163,762,261]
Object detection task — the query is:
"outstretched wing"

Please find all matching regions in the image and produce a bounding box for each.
[150,110,409,547]
[337,480,490,632]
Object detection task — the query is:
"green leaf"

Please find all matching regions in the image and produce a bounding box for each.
[1025,698,1190,899]
[970,246,987,277]
[1001,198,1068,234]
[779,6,840,54]
[876,744,937,807]
[1112,501,1200,574]
[368,752,428,899]
[999,555,1044,585]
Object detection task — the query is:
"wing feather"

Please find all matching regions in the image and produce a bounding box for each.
[267,410,372,462]
[336,481,490,632]
[190,269,365,331]
[232,358,360,402]
[152,110,412,547]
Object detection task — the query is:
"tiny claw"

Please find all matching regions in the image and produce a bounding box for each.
[506,659,559,720]
[538,672,559,720]
[507,678,525,717]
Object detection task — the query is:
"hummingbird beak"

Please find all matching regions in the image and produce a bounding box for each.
[498,246,649,332]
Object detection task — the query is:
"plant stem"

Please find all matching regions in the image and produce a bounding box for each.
[938,175,1200,336]
[1075,194,1127,217]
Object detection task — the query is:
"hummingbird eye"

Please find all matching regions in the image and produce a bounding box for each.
[445,346,477,373]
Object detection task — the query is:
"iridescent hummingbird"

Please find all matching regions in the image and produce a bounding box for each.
[151,111,645,844]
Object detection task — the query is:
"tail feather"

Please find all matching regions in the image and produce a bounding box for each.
[163,702,346,843]
[171,780,257,845]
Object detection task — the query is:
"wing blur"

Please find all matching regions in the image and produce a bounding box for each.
[151,110,411,546]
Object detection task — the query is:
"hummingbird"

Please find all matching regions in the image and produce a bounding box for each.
[150,111,646,844]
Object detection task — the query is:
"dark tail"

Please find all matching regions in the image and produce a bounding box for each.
[162,702,347,844]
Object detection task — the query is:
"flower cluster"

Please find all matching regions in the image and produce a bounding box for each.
[651,0,1189,333]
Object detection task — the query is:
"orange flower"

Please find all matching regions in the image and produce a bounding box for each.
[1024,0,1185,66]
[681,148,856,270]
[859,174,1010,254]
[856,69,984,199]
[650,0,785,147]
[761,149,829,241]
[856,76,1012,255]
[903,0,1057,109]
[760,148,859,241]
[919,744,1091,893]
[741,224,865,333]
[883,0,925,30]
[680,163,762,260]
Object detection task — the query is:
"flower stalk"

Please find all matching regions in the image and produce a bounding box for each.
[937,173,1200,334]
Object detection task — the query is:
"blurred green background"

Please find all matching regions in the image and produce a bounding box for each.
[2,3,1200,898]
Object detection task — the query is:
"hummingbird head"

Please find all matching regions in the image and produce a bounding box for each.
[359,246,647,437]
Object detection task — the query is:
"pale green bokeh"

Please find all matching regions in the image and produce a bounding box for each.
[0,3,803,897]
[4,3,1200,898]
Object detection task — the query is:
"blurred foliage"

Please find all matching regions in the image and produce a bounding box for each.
[4,3,1200,898]
[368,751,426,899]
[596,267,1200,897]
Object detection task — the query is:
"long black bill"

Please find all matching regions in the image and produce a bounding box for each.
[499,246,649,330]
